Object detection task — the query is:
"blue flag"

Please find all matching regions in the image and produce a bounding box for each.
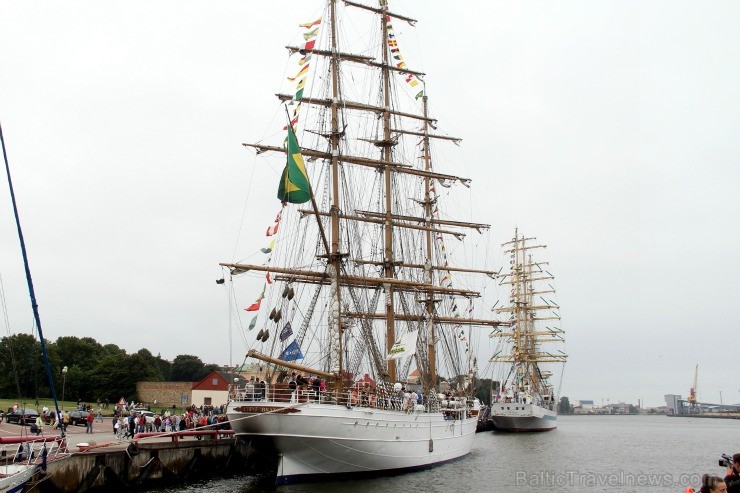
[279,340,303,361]
[279,322,293,342]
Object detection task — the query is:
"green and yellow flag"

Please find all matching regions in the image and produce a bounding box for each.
[277,126,311,204]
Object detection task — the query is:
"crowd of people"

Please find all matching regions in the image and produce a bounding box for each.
[234,373,454,414]
[111,404,230,441]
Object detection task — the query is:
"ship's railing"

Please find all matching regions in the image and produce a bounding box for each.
[0,436,67,469]
[493,393,554,409]
[133,430,235,443]
[230,384,486,416]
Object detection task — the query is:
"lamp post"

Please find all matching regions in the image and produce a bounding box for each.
[61,366,68,411]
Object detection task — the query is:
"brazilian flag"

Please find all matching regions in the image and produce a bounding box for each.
[277,126,311,204]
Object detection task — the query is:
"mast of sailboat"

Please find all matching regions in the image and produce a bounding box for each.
[421,93,437,391]
[0,122,65,438]
[379,0,398,383]
[514,229,524,385]
[328,0,344,391]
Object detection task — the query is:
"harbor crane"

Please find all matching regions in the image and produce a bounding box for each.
[688,364,698,408]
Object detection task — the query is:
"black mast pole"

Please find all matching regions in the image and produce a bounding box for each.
[0,122,64,437]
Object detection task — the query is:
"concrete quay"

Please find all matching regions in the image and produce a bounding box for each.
[0,419,255,492]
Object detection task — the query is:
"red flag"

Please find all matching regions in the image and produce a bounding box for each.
[282,115,300,131]
[245,299,262,312]
[266,224,279,236]
[266,272,273,284]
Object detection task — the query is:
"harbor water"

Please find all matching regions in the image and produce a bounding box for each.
[155,415,739,493]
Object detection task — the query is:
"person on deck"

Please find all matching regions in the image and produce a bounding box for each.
[312,377,321,401]
[245,377,255,401]
[260,379,268,400]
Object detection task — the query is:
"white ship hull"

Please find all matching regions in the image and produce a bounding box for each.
[227,400,477,483]
[490,402,557,432]
[0,464,37,493]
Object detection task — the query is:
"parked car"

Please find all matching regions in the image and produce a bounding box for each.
[68,410,90,426]
[5,408,39,425]
[132,409,155,425]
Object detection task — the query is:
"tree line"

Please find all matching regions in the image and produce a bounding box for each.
[0,334,222,403]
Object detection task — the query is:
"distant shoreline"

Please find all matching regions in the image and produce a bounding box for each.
[666,413,740,420]
[561,413,740,420]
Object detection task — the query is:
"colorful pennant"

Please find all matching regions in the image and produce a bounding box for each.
[299,18,321,29]
[282,19,322,131]
[279,340,304,361]
[385,14,423,99]
[261,239,276,254]
[279,321,293,342]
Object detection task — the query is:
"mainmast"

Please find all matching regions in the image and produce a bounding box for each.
[328,0,344,388]
[379,0,397,383]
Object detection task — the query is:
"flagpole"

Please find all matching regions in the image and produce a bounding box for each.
[284,107,331,258]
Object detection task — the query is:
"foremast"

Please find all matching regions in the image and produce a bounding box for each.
[420,94,436,390]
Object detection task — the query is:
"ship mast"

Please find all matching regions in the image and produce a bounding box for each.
[379,0,398,383]
[421,94,436,391]
[327,0,345,390]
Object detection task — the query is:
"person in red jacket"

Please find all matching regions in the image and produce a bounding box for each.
[85,411,94,434]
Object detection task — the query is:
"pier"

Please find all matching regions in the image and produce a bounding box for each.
[0,420,255,492]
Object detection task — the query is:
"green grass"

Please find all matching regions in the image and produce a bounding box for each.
[0,398,110,415]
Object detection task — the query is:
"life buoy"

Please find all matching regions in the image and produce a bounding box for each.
[350,390,358,405]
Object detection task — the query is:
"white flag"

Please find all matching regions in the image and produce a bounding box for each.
[387,331,418,360]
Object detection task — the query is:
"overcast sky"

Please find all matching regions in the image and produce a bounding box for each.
[1,1,739,408]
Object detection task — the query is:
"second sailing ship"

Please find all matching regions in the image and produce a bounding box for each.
[489,229,567,432]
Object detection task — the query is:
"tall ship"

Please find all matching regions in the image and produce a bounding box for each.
[489,229,567,432]
[221,0,502,484]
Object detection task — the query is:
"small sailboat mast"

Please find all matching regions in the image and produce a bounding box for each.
[1,122,65,437]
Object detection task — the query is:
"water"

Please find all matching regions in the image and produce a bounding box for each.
[157,415,739,493]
